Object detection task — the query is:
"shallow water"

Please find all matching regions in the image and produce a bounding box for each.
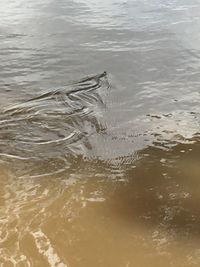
[0,0,200,266]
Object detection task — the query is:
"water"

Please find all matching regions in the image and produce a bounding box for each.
[0,0,200,266]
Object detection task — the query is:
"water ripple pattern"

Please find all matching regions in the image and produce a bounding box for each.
[0,72,109,174]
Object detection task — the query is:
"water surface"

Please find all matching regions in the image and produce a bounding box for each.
[0,0,200,266]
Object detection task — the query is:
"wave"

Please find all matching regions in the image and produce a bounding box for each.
[0,72,109,175]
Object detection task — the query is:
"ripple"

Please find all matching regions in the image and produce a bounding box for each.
[0,72,109,174]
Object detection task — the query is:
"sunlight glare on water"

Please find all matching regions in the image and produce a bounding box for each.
[0,0,200,266]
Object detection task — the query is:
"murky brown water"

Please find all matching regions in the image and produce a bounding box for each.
[1,0,200,266]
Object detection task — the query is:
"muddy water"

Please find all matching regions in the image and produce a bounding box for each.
[1,0,200,266]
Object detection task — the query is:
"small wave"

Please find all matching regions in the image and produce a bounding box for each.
[0,72,109,174]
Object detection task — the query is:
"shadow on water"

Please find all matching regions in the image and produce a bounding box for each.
[102,138,200,238]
